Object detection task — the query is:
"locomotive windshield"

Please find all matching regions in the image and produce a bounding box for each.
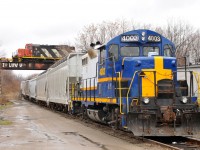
[143,46,159,56]
[121,46,139,57]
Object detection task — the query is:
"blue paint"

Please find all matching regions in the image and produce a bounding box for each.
[191,97,197,102]
[74,29,178,129]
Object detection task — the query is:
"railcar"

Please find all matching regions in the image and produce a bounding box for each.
[46,53,83,110]
[28,78,37,101]
[23,29,200,136]
[21,80,30,99]
[35,71,47,105]
[28,53,83,108]
[20,81,26,98]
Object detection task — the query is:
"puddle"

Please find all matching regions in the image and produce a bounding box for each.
[15,115,32,121]
[25,124,65,144]
[25,128,34,131]
[63,132,108,150]
[28,140,43,143]
[64,132,78,135]
[0,143,15,147]
[44,133,55,140]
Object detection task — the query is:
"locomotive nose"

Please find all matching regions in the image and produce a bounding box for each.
[127,105,200,136]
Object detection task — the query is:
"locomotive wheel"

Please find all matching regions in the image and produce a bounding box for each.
[81,104,87,119]
[110,107,120,130]
[114,107,120,130]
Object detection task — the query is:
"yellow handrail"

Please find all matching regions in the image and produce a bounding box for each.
[193,72,200,104]
[116,72,123,114]
[72,83,75,97]
[126,71,139,113]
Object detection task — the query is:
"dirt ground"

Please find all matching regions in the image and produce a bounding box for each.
[0,100,168,150]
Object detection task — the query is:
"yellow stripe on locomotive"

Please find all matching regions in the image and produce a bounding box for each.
[141,56,172,97]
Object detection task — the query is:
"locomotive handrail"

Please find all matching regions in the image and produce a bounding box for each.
[116,72,123,114]
[79,77,97,101]
[126,70,140,113]
[98,56,116,73]
[174,70,194,100]
[67,53,84,103]
[127,70,159,112]
[193,72,200,103]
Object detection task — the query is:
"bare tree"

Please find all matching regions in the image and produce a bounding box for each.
[105,21,121,40]
[161,20,195,58]
[97,22,107,44]
[75,19,132,50]
[190,30,200,64]
[2,70,23,100]
[75,19,200,66]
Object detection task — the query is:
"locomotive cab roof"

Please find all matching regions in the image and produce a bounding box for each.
[107,29,173,45]
[105,29,175,57]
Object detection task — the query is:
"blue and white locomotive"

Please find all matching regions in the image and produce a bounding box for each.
[22,29,200,136]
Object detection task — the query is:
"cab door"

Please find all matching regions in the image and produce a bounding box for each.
[106,44,120,77]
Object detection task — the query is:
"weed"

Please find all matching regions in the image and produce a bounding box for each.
[0,120,12,125]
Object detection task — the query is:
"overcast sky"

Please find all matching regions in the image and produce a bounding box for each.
[0,0,199,76]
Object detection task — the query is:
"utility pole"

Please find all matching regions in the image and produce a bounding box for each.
[184,56,187,80]
[0,41,2,98]
[0,61,2,97]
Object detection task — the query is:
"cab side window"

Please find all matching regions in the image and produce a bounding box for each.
[108,44,119,61]
[100,49,106,64]
[164,45,173,57]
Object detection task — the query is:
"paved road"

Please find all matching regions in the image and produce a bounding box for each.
[0,100,166,150]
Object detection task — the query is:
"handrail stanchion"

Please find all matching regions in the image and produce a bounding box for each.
[126,71,139,113]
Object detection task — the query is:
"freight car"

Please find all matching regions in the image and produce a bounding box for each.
[28,78,37,101]
[21,29,200,136]
[21,80,29,99]
[20,81,26,98]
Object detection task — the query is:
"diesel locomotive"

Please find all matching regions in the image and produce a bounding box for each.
[21,29,200,136]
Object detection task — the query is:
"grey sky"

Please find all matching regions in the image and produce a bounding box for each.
[0,0,199,76]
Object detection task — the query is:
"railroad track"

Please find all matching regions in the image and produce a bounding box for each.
[26,100,200,150]
[147,136,200,150]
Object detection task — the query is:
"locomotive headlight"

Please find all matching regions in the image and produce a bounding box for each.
[143,97,150,104]
[171,60,176,67]
[181,96,188,104]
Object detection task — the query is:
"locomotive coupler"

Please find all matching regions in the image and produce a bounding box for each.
[163,106,176,123]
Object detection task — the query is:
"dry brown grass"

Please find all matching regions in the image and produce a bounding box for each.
[0,70,23,103]
[0,96,9,105]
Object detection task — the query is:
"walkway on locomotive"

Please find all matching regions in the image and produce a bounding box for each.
[72,30,177,107]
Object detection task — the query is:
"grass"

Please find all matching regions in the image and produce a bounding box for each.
[0,96,13,110]
[0,102,13,110]
[0,96,8,104]
[0,120,12,125]
[0,96,13,125]
[0,105,6,110]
